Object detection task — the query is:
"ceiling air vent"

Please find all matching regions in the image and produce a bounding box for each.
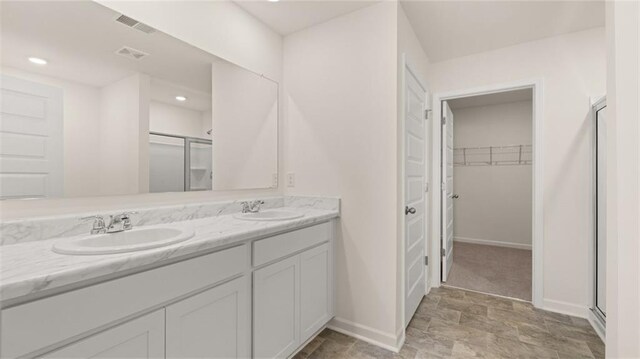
[115,14,156,34]
[115,46,149,60]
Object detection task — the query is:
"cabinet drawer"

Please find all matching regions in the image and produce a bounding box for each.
[253,222,331,267]
[1,244,247,358]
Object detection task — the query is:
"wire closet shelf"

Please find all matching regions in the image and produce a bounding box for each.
[454,144,533,166]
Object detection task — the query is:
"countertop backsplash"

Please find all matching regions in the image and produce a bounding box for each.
[0,196,340,246]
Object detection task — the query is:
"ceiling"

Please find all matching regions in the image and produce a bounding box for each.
[235,1,604,61]
[401,1,605,62]
[1,1,214,97]
[448,88,532,110]
[234,0,378,35]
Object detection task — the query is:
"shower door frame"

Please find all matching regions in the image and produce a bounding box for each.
[591,97,607,326]
[149,131,212,192]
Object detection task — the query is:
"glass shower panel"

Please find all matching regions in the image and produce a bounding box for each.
[595,105,607,318]
[149,134,185,193]
[188,140,213,191]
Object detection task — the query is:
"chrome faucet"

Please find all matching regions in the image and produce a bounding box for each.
[240,200,265,213]
[80,212,137,234]
[106,212,137,233]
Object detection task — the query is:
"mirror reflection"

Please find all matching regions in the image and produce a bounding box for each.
[0,1,278,200]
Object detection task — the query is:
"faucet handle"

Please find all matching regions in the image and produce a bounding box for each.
[80,215,106,234]
[240,201,250,213]
[119,211,138,230]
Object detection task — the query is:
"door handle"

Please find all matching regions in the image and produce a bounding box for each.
[405,206,416,215]
[451,194,459,199]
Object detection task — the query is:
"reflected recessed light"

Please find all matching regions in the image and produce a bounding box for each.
[175,96,187,102]
[28,57,47,65]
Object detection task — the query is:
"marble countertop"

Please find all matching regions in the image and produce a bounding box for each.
[0,206,338,303]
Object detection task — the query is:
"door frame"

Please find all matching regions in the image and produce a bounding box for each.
[399,54,430,329]
[430,79,544,307]
[589,96,606,338]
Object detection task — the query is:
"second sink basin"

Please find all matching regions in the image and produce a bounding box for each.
[234,210,304,221]
[52,226,195,255]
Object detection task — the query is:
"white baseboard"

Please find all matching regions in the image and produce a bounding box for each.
[542,298,589,318]
[327,317,402,352]
[454,236,532,250]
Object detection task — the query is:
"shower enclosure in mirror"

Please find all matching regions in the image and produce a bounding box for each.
[0,1,278,200]
[593,97,606,326]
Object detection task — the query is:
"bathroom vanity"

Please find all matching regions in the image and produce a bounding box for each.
[0,197,339,358]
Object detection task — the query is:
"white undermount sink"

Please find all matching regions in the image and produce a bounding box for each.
[234,210,304,221]
[52,226,195,255]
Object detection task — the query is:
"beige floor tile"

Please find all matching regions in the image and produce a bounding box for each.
[347,340,396,359]
[437,297,488,316]
[298,290,604,359]
[517,322,594,357]
[458,312,519,341]
[307,337,353,359]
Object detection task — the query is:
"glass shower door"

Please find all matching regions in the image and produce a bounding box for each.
[594,100,607,321]
[149,134,185,193]
[186,139,213,191]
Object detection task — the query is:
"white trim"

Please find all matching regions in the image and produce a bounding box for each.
[431,79,544,308]
[542,298,589,318]
[588,310,606,342]
[454,236,532,250]
[327,317,402,352]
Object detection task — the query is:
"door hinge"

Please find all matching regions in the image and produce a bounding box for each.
[441,115,446,125]
[425,256,429,266]
[425,182,429,193]
[441,248,446,257]
[424,109,431,120]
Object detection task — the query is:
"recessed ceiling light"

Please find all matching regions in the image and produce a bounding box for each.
[268,0,280,2]
[175,96,187,102]
[28,57,47,65]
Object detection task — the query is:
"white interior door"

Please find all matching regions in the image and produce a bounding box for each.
[0,75,63,199]
[441,101,454,281]
[404,65,426,326]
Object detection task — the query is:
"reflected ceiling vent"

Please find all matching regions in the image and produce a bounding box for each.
[115,46,149,60]
[115,14,156,34]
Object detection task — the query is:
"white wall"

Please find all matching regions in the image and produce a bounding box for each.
[1,0,283,219]
[605,1,640,357]
[452,100,532,249]
[149,101,209,139]
[211,59,278,190]
[284,1,402,348]
[428,27,606,316]
[0,67,102,198]
[98,73,149,196]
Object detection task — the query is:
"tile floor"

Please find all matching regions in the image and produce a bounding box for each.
[294,287,604,359]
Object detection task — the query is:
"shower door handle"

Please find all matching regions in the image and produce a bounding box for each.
[405,206,416,215]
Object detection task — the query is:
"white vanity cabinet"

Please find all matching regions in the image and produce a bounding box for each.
[254,255,300,359]
[43,310,165,359]
[300,243,333,340]
[166,276,249,358]
[1,220,335,359]
[253,223,334,359]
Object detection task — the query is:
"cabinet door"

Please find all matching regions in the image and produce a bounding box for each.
[253,255,300,359]
[300,243,333,340]
[166,276,249,358]
[43,310,164,359]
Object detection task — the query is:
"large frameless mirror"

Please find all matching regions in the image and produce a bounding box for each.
[0,1,278,200]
